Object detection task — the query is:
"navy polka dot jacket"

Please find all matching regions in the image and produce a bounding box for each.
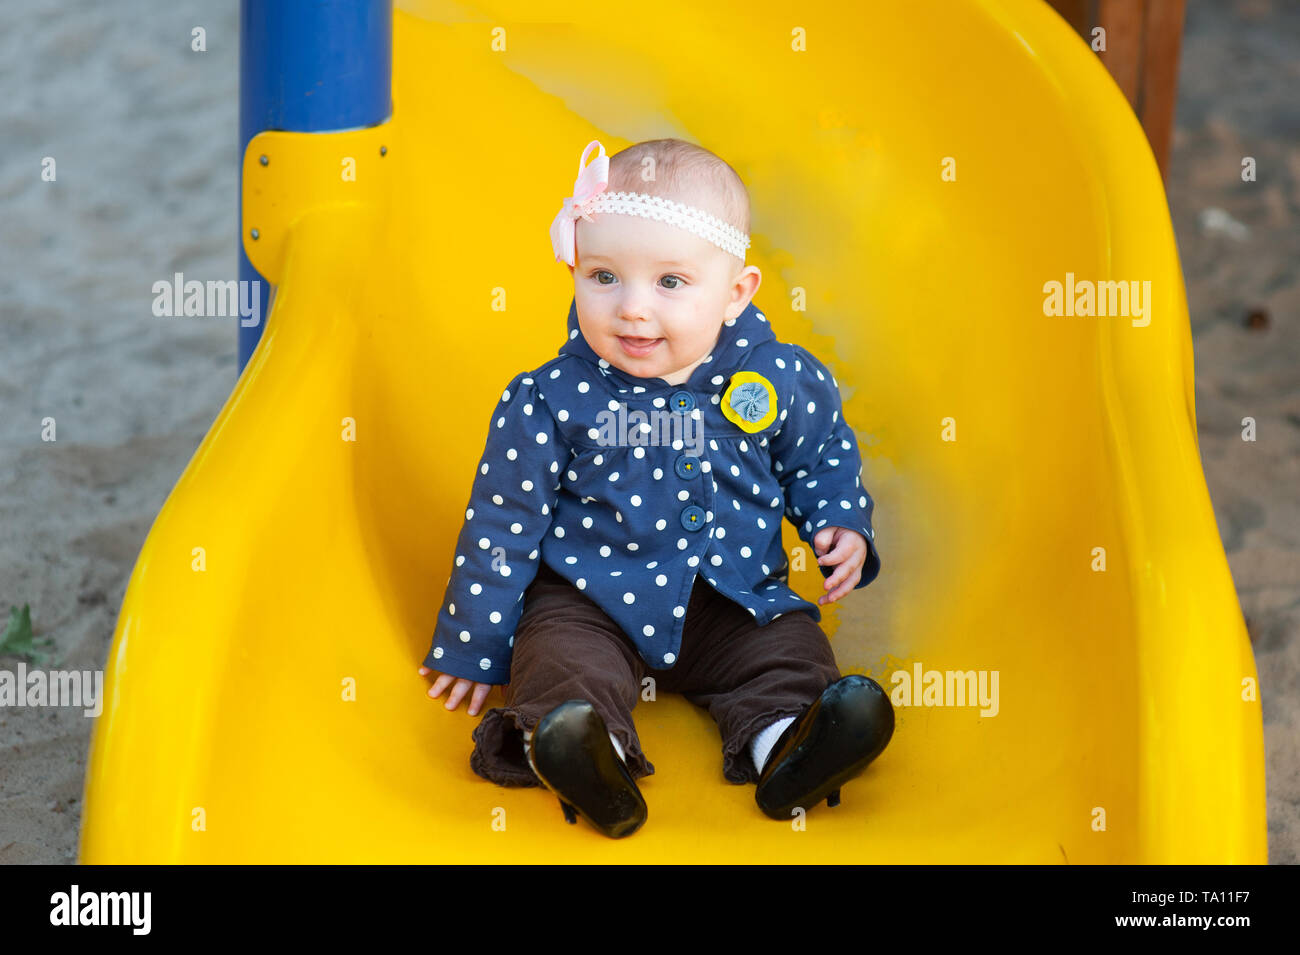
[424,297,881,684]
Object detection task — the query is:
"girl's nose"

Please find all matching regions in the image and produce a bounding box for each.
[618,301,649,323]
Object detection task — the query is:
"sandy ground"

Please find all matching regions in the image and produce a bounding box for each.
[1169,0,1300,862]
[0,0,1296,863]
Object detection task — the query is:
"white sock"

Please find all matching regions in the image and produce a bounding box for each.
[523,728,537,773]
[607,732,627,763]
[750,716,796,773]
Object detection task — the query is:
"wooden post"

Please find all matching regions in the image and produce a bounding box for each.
[1047,0,1187,182]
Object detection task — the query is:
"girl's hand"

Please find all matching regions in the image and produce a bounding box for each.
[419,666,497,716]
[812,526,868,605]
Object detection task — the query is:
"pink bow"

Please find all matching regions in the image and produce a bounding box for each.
[549,140,609,267]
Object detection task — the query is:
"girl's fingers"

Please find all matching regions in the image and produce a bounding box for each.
[819,553,853,598]
[827,573,857,603]
[428,673,454,699]
[813,531,839,561]
[820,551,865,603]
[816,537,850,566]
[426,672,495,715]
[445,679,471,710]
[822,576,848,603]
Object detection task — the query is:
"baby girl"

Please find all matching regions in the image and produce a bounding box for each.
[418,138,895,838]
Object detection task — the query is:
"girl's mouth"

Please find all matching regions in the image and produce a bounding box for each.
[618,336,663,357]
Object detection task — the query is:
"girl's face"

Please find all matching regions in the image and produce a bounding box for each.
[572,211,760,386]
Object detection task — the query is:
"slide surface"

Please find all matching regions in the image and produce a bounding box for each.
[79,0,1267,862]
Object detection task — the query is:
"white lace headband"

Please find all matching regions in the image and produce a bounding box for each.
[549,140,751,266]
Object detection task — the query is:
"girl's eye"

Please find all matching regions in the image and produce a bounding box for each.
[590,271,683,288]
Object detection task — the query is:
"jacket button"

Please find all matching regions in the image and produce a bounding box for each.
[670,390,696,413]
[674,454,701,480]
[680,505,706,531]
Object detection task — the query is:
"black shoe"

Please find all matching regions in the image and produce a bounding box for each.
[753,674,895,820]
[526,699,647,839]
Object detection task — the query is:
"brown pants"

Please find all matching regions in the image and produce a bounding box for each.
[468,561,842,787]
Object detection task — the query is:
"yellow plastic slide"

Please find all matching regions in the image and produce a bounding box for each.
[79,0,1267,862]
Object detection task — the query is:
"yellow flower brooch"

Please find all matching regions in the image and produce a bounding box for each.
[720,370,779,433]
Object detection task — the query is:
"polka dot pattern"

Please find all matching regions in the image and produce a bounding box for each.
[421,299,880,684]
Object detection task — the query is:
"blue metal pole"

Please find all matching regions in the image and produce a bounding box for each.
[237,0,393,373]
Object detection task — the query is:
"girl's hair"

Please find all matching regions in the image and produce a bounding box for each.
[607,139,751,238]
